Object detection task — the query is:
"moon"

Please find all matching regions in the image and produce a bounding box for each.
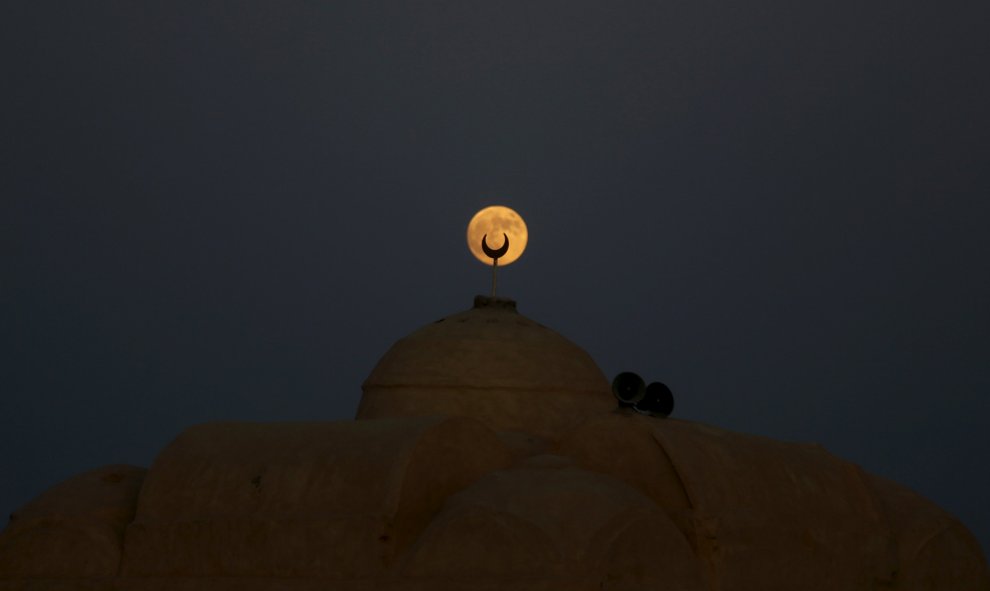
[466,205,528,266]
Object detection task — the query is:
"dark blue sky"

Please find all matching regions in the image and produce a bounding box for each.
[2,1,988,554]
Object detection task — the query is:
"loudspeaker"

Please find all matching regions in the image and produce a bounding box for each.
[612,372,646,406]
[636,381,674,417]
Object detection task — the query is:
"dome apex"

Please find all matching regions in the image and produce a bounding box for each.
[470,294,517,310]
[357,297,612,439]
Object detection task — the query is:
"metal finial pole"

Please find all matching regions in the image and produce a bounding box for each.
[481,232,509,299]
[491,258,498,298]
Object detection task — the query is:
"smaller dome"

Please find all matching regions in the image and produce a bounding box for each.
[357,296,612,439]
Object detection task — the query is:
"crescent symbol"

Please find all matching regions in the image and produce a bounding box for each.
[481,233,510,260]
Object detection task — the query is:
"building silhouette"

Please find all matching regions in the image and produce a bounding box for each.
[1,296,987,589]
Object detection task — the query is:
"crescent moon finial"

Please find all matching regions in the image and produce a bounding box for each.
[481,233,510,260]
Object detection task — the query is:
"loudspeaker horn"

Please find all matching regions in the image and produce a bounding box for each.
[612,372,646,406]
[636,381,674,417]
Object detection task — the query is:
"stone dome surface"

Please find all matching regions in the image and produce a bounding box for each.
[357,296,613,439]
[2,415,986,590]
[2,299,988,591]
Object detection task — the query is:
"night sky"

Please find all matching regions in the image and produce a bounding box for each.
[2,2,988,555]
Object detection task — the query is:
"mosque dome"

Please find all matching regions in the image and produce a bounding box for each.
[357,295,613,439]
[1,298,988,590]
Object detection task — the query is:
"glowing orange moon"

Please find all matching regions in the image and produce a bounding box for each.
[466,205,528,266]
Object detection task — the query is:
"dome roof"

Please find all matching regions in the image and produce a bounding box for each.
[4,415,987,589]
[357,296,613,439]
[4,298,986,589]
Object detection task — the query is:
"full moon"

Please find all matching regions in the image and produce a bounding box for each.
[466,205,528,266]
